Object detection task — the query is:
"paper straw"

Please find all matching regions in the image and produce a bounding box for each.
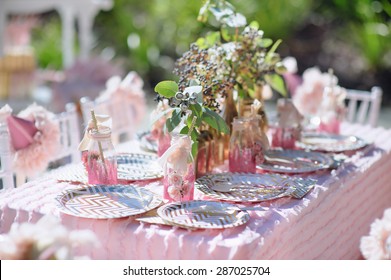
[90,110,106,168]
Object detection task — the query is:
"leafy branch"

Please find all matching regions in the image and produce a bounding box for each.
[154,80,230,157]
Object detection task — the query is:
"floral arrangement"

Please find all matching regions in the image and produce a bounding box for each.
[154,81,229,157]
[0,216,99,260]
[154,0,289,157]
[174,0,287,113]
[292,67,337,116]
[360,208,391,260]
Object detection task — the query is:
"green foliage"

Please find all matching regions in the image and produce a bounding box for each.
[155,81,229,157]
[93,0,314,83]
[314,0,391,70]
[154,81,178,98]
[30,15,63,69]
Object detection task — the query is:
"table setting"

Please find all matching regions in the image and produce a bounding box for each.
[1,0,390,261]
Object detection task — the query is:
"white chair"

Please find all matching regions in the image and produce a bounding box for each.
[80,96,137,145]
[52,102,82,164]
[345,86,382,127]
[0,121,14,190]
[14,102,82,186]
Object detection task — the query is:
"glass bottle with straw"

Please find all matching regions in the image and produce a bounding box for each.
[86,110,118,185]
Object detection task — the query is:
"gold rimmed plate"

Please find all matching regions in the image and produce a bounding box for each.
[196,173,316,202]
[297,133,368,153]
[157,200,250,229]
[56,185,162,219]
[257,149,334,173]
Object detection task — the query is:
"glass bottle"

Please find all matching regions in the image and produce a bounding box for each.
[229,117,256,173]
[268,98,301,149]
[84,127,118,185]
[163,135,195,202]
[250,116,269,165]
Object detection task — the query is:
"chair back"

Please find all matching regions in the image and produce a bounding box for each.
[52,102,82,164]
[80,96,136,145]
[346,87,382,127]
[0,121,14,190]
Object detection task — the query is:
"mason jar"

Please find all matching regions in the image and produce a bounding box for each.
[85,127,118,185]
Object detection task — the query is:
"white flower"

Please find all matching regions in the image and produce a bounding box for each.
[0,216,99,260]
[360,208,391,259]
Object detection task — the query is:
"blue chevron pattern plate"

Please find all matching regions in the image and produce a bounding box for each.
[196,173,315,202]
[157,200,250,229]
[56,185,162,219]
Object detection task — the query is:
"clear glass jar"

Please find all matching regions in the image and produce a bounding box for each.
[84,127,118,185]
[229,117,256,173]
[163,135,195,202]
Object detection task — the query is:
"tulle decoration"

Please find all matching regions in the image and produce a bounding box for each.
[12,104,60,177]
[360,209,391,260]
[97,71,146,127]
[292,67,333,116]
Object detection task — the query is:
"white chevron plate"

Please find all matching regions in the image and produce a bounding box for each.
[56,185,162,219]
[196,173,316,202]
[157,200,250,229]
[257,149,334,173]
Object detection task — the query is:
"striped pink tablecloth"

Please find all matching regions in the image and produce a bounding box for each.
[1,123,391,259]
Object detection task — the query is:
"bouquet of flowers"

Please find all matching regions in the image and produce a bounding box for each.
[174,0,287,116]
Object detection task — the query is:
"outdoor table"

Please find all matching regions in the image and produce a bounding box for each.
[1,122,391,259]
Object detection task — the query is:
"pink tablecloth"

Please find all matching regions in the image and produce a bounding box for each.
[1,123,391,259]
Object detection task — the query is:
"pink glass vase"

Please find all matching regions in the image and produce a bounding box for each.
[268,126,298,149]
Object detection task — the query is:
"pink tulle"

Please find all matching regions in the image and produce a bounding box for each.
[13,104,60,177]
[97,72,146,127]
